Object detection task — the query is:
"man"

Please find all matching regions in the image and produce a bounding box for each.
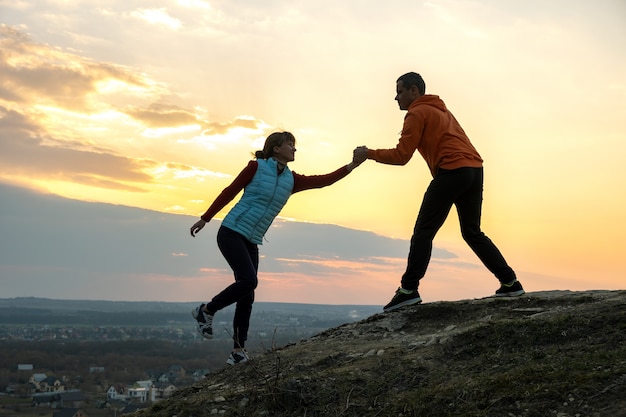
[354,72,524,312]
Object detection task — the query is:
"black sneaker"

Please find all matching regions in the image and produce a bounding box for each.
[383,287,422,312]
[495,280,525,297]
[192,304,213,339]
[226,350,249,366]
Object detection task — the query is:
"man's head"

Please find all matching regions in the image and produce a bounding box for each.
[395,72,426,110]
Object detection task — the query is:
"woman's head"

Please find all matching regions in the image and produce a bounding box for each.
[255,131,297,161]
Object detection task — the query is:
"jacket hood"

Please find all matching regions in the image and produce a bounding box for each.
[410,94,447,112]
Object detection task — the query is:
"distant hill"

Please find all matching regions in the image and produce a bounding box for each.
[0,297,195,313]
[0,296,380,314]
[129,290,626,417]
[0,297,381,328]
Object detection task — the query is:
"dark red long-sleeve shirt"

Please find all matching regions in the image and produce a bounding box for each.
[200,161,351,222]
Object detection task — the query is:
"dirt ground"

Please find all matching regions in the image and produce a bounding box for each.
[131,289,626,417]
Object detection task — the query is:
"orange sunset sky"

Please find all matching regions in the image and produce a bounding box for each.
[0,0,624,305]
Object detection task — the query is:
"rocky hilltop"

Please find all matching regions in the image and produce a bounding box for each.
[132,290,626,417]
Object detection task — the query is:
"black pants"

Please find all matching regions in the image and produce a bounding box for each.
[401,167,516,291]
[206,226,258,348]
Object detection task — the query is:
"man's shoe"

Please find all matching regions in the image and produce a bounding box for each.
[192,304,213,339]
[383,288,422,312]
[226,350,249,366]
[495,280,525,297]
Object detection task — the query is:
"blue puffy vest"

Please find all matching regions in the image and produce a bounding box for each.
[222,158,294,244]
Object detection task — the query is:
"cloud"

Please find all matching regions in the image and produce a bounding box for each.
[0,25,271,194]
[203,116,263,135]
[123,104,200,128]
[0,183,470,304]
[263,219,456,263]
[0,106,154,190]
[177,0,211,9]
[0,25,157,112]
[129,8,183,30]
[0,103,233,191]
[122,104,263,135]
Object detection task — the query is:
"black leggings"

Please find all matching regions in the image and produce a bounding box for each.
[401,167,516,290]
[205,226,258,349]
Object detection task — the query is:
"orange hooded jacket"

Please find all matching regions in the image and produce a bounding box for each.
[367,95,483,177]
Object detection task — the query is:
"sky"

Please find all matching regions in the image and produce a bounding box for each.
[0,0,625,305]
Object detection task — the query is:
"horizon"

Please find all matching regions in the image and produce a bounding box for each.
[2,288,617,306]
[0,295,384,308]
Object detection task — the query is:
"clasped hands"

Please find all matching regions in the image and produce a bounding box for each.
[352,146,369,165]
[347,145,369,171]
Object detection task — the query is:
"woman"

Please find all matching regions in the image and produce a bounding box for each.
[190,131,364,365]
